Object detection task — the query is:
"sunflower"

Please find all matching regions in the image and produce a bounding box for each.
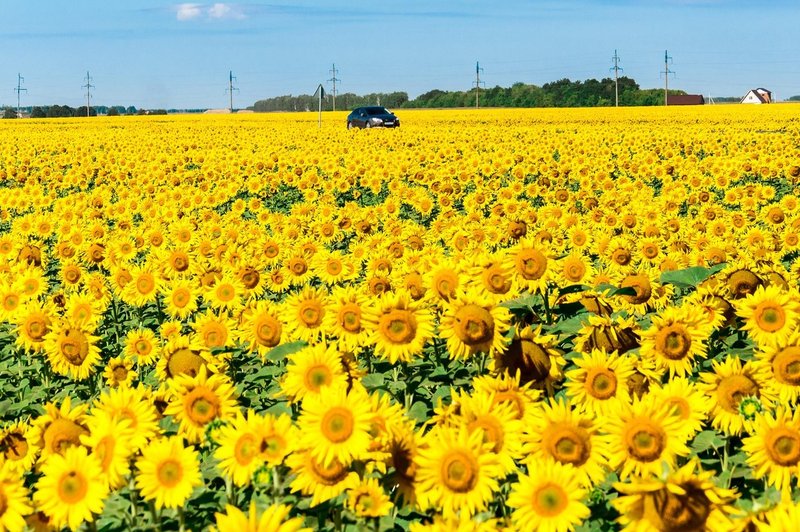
[507,459,590,532]
[439,293,511,360]
[237,299,283,359]
[605,396,690,480]
[63,291,103,329]
[287,448,360,507]
[471,372,541,421]
[465,252,518,303]
[123,328,161,366]
[616,270,664,315]
[564,349,635,418]
[80,410,134,489]
[136,436,202,510]
[92,385,161,451]
[213,410,266,487]
[613,459,736,531]
[258,413,298,467]
[523,398,611,487]
[103,356,137,388]
[0,463,31,531]
[156,334,215,381]
[43,321,102,381]
[648,377,708,441]
[33,445,109,531]
[490,325,564,392]
[456,390,523,476]
[698,357,775,436]
[414,425,501,519]
[282,286,330,344]
[164,366,239,444]
[161,278,199,320]
[213,502,311,532]
[280,343,349,403]
[364,292,435,364]
[121,264,161,307]
[191,309,236,351]
[297,384,372,467]
[506,238,553,294]
[736,285,800,348]
[314,251,350,286]
[324,286,373,351]
[743,406,800,495]
[346,477,394,518]
[573,314,640,355]
[557,251,596,287]
[755,331,800,405]
[0,420,38,474]
[639,305,710,377]
[13,302,54,353]
[203,272,246,313]
[31,396,89,460]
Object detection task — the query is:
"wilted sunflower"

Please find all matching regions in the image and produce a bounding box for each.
[613,458,736,531]
[364,291,435,364]
[164,366,239,444]
[213,502,311,532]
[736,285,800,348]
[491,325,564,392]
[280,343,349,403]
[135,436,202,510]
[743,406,800,495]
[297,384,372,467]
[639,305,711,377]
[33,445,109,532]
[507,458,590,532]
[565,349,635,418]
[605,396,690,480]
[573,314,640,355]
[414,425,501,519]
[523,398,611,487]
[439,293,511,360]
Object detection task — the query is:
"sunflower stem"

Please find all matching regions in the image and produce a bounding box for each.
[177,507,186,532]
[129,475,138,527]
[542,287,553,325]
[272,467,281,501]
[149,501,162,532]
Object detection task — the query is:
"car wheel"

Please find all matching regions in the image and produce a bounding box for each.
[347,121,353,130]
[365,121,372,129]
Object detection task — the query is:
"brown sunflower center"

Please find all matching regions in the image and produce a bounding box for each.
[25,315,49,341]
[304,364,332,391]
[298,301,324,328]
[433,271,458,300]
[0,432,29,461]
[645,485,712,531]
[185,387,220,425]
[234,434,259,465]
[215,283,236,303]
[544,423,592,466]
[321,407,354,443]
[766,429,800,466]
[310,456,349,485]
[380,309,418,344]
[289,257,308,276]
[338,304,362,333]
[172,288,191,308]
[532,483,569,517]
[621,274,652,305]
[454,304,495,346]
[516,248,548,280]
[157,459,183,488]
[484,266,511,294]
[171,252,189,272]
[726,269,762,299]
[112,366,129,382]
[239,267,260,289]
[655,325,692,360]
[467,416,504,453]
[625,421,666,462]
[255,316,282,347]
[754,302,786,332]
[441,451,478,493]
[326,260,343,276]
[58,328,91,366]
[261,434,287,460]
[716,374,758,413]
[773,347,800,385]
[563,259,586,283]
[584,368,618,400]
[58,471,88,504]
[136,274,155,295]
[202,323,227,349]
[167,348,205,378]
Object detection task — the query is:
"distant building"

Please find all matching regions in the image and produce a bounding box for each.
[204,108,232,114]
[667,94,705,105]
[741,88,772,104]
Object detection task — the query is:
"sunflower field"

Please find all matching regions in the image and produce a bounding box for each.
[1,105,800,531]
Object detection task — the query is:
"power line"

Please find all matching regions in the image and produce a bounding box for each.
[327,64,340,111]
[610,50,623,107]
[473,61,485,108]
[14,73,27,117]
[661,50,675,106]
[82,71,94,117]
[226,70,239,112]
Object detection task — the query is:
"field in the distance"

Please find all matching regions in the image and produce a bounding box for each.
[1,106,800,531]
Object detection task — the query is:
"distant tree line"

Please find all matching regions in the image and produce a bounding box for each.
[789,95,800,102]
[253,92,410,112]
[2,105,207,118]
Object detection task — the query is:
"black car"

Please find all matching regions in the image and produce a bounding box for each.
[346,106,400,129]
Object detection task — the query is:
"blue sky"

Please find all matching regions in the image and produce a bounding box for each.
[2,1,799,109]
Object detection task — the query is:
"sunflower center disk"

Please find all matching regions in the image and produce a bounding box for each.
[585,368,618,400]
[167,348,205,378]
[381,310,417,344]
[157,460,184,488]
[58,471,88,504]
[113,366,128,381]
[441,451,478,493]
[455,305,495,346]
[300,303,323,327]
[44,418,88,455]
[311,457,348,484]
[59,329,89,366]
[322,408,354,443]
[1,433,29,461]
[305,365,332,391]
[626,423,666,462]
[339,306,362,333]
[187,390,220,424]
[532,483,569,517]
[774,347,800,385]
[547,425,591,466]
[657,326,691,360]
[516,249,547,279]
[755,303,786,332]
[716,375,758,413]
[256,318,281,347]
[767,430,800,466]
[234,434,258,465]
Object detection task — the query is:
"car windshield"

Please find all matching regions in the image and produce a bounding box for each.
[365,107,391,116]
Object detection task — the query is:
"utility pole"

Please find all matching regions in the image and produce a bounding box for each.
[610,50,623,107]
[82,71,94,117]
[226,71,239,112]
[327,64,340,111]
[661,50,674,106]
[14,73,27,118]
[473,61,485,108]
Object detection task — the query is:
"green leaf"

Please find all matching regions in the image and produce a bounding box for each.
[361,373,385,389]
[660,264,725,288]
[691,430,725,453]
[407,402,429,423]
[266,340,307,362]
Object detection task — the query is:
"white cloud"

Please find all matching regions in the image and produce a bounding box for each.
[175,3,203,21]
